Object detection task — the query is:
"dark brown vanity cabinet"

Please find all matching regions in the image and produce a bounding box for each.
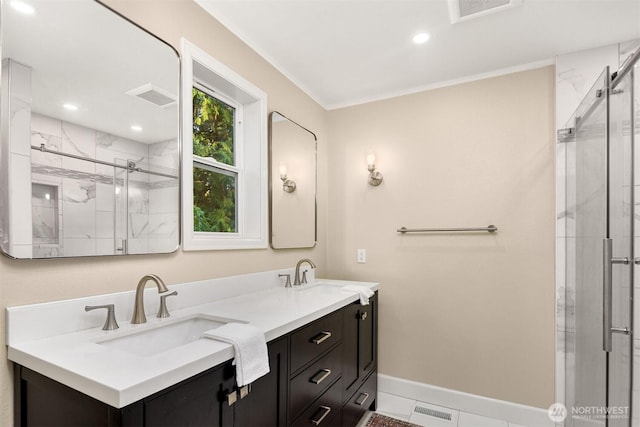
[287,292,378,427]
[15,337,287,427]
[14,292,377,427]
[15,361,235,427]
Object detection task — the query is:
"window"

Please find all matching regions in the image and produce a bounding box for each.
[192,87,238,233]
[182,39,268,250]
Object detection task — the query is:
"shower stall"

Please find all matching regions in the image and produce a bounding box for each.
[563,48,639,426]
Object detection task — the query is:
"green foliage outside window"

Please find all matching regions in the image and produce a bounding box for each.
[192,87,237,232]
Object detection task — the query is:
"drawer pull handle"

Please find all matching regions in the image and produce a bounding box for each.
[310,368,332,384]
[226,390,237,406]
[310,405,332,425]
[355,392,370,406]
[311,331,332,345]
[239,385,250,399]
[359,311,368,321]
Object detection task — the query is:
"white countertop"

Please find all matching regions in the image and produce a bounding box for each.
[7,274,378,408]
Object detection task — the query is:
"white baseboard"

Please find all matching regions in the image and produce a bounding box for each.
[377,374,556,427]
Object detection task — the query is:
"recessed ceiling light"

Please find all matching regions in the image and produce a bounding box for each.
[63,103,78,111]
[10,1,35,14]
[413,32,430,44]
[131,125,143,132]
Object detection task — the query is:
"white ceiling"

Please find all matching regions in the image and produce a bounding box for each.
[195,0,640,109]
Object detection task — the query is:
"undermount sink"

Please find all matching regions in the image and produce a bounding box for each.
[294,282,348,292]
[95,314,243,357]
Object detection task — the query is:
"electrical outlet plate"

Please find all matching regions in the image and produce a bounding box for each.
[357,249,366,263]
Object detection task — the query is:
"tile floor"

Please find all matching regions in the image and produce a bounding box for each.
[359,391,531,427]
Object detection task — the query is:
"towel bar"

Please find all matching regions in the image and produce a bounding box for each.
[397,225,498,234]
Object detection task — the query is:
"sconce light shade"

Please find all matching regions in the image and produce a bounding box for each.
[366,152,383,186]
[366,153,376,167]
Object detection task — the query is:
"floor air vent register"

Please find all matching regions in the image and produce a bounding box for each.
[408,402,458,426]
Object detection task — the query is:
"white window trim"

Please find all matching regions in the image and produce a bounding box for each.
[181,38,268,250]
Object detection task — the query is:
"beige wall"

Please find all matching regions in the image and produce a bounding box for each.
[0,1,328,424]
[0,1,558,422]
[326,66,556,408]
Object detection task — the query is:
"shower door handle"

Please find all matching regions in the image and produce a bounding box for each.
[603,238,629,352]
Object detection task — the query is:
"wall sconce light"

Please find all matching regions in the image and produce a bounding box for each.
[367,152,383,186]
[279,164,297,193]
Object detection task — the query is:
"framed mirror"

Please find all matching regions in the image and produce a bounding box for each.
[269,112,317,249]
[0,0,180,258]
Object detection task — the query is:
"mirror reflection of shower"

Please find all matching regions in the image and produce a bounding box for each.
[26,113,179,258]
[0,0,180,259]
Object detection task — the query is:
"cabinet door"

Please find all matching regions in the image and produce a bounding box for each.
[15,365,125,427]
[233,337,288,427]
[358,293,377,378]
[342,292,378,402]
[342,302,360,401]
[143,361,235,427]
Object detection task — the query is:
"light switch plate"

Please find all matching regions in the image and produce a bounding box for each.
[357,249,366,263]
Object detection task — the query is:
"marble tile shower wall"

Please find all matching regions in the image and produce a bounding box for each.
[556,39,640,424]
[147,140,180,254]
[122,140,179,255]
[30,113,178,257]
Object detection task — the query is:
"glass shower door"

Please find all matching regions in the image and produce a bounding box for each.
[566,65,632,426]
[606,57,635,427]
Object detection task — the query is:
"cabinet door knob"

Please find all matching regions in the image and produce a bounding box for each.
[358,311,368,321]
[310,331,332,345]
[310,368,332,385]
[355,392,370,406]
[310,405,332,425]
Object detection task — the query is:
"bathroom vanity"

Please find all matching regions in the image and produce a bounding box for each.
[7,272,378,426]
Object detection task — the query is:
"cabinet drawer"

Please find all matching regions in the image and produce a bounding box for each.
[342,371,377,427]
[290,344,342,420]
[291,378,343,427]
[290,310,342,373]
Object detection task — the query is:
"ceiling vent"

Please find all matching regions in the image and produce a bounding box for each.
[448,0,522,23]
[126,83,176,108]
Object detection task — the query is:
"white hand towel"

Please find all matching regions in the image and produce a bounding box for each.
[202,323,270,386]
[341,285,374,305]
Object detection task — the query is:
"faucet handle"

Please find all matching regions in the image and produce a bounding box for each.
[85,304,119,331]
[157,291,178,318]
[278,273,292,288]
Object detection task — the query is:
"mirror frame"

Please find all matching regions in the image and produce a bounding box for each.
[268,111,317,250]
[0,0,181,259]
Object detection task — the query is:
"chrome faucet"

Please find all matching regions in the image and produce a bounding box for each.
[293,258,316,286]
[131,274,169,324]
